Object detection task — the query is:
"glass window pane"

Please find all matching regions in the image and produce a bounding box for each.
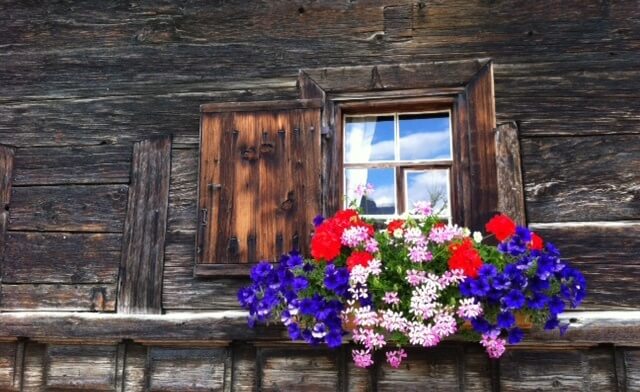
[399,113,451,161]
[405,169,450,217]
[344,115,395,162]
[345,168,396,215]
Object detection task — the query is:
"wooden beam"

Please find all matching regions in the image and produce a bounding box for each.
[495,121,526,225]
[200,99,322,113]
[117,136,172,314]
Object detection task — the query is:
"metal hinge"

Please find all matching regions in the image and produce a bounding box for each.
[200,208,208,226]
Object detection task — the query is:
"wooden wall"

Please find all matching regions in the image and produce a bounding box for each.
[0,340,637,391]
[1,0,639,390]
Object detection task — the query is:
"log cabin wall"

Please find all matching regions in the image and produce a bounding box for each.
[0,1,639,390]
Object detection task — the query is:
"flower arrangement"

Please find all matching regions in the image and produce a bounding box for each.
[237,187,586,368]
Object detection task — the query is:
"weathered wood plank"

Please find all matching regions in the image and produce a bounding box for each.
[21,342,46,392]
[495,122,525,225]
[163,230,245,310]
[499,347,617,391]
[461,345,493,392]
[123,343,147,392]
[0,284,116,311]
[147,347,226,391]
[0,342,19,391]
[9,185,128,232]
[623,348,640,391]
[13,145,131,185]
[0,145,15,284]
[376,346,460,391]
[231,343,257,392]
[522,134,640,223]
[2,232,121,284]
[259,347,339,392]
[117,136,171,314]
[167,148,198,232]
[45,344,118,391]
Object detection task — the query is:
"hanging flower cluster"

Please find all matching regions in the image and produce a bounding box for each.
[238,187,587,368]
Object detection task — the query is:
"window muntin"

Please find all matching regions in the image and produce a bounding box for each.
[343,110,453,219]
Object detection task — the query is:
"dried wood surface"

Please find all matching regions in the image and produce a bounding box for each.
[117,136,172,314]
[495,122,526,225]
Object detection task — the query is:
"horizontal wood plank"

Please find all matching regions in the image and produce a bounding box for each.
[46,344,118,391]
[0,284,116,311]
[13,145,131,185]
[259,348,339,392]
[2,232,121,284]
[147,347,226,391]
[0,342,19,391]
[499,347,616,391]
[9,185,128,232]
[522,134,640,223]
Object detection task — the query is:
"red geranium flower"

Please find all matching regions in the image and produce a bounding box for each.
[387,219,405,235]
[529,232,544,250]
[485,214,516,241]
[448,238,483,278]
[311,226,342,262]
[346,251,373,271]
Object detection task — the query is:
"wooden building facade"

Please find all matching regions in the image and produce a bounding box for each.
[0,1,639,390]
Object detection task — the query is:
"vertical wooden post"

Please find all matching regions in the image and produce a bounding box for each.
[495,122,526,225]
[117,136,171,314]
[0,145,14,296]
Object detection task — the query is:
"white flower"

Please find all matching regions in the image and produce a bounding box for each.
[473,231,483,243]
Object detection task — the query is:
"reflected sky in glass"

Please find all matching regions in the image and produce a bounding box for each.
[345,168,396,215]
[399,113,451,161]
[344,116,394,162]
[406,169,450,217]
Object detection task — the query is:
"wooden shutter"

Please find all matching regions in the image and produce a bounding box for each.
[196,99,322,277]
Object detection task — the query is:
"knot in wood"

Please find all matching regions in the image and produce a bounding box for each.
[259,142,275,154]
[280,198,294,211]
[241,146,259,161]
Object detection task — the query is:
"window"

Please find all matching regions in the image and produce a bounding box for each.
[343,111,453,220]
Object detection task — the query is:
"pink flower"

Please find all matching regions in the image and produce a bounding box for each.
[412,201,433,216]
[354,306,379,327]
[481,335,506,359]
[428,225,464,244]
[457,298,483,319]
[403,227,426,245]
[341,226,370,248]
[365,238,379,253]
[352,349,374,368]
[407,322,440,347]
[379,310,408,332]
[354,183,375,198]
[385,349,408,368]
[408,245,433,263]
[433,312,457,338]
[383,291,400,305]
[406,269,427,286]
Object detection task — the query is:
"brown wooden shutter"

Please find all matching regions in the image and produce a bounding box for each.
[195,99,322,277]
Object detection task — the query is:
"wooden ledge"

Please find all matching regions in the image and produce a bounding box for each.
[200,98,322,113]
[0,311,638,346]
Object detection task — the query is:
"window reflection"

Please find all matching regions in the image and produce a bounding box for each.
[405,170,450,217]
[345,168,396,215]
[399,113,451,161]
[344,116,394,163]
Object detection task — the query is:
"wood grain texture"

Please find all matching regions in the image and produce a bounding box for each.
[499,347,617,391]
[376,347,459,392]
[197,106,320,269]
[0,284,116,311]
[3,232,121,284]
[21,342,46,392]
[117,136,172,314]
[231,343,257,392]
[0,145,15,285]
[522,134,640,223]
[258,347,339,392]
[0,342,19,391]
[13,145,131,185]
[9,184,128,232]
[495,122,526,225]
[45,344,118,391]
[623,348,640,391]
[123,342,147,392]
[147,347,226,391]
